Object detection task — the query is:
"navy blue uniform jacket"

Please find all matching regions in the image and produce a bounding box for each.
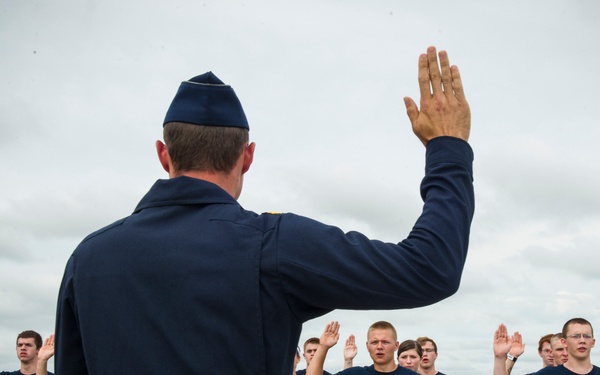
[55,137,474,374]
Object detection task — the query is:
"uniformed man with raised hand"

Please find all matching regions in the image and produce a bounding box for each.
[55,45,473,374]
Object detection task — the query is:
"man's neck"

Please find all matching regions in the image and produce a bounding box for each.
[179,170,241,199]
[564,358,593,374]
[419,366,438,375]
[374,363,398,373]
[20,359,38,374]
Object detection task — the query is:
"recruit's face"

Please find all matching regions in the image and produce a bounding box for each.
[303,343,319,364]
[398,348,421,372]
[539,342,554,367]
[16,338,38,364]
[564,323,595,362]
[366,329,399,368]
[419,341,437,370]
[551,339,568,365]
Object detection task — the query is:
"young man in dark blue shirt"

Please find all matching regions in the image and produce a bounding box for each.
[0,331,54,375]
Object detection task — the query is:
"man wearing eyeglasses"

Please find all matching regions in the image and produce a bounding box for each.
[416,337,446,375]
[529,334,555,373]
[494,318,599,375]
[553,318,598,374]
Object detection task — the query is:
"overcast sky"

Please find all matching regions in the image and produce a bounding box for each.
[2,0,600,374]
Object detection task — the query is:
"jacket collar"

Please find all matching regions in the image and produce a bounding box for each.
[134,176,238,213]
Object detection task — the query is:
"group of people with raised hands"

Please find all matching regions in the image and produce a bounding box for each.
[295,321,446,375]
[494,317,598,375]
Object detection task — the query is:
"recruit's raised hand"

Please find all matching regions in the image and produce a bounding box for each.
[494,324,512,358]
[320,321,340,349]
[343,334,357,369]
[36,334,55,375]
[509,331,525,358]
[344,334,357,360]
[307,321,341,375]
[404,46,471,146]
[505,330,525,375]
[38,334,55,362]
[493,324,514,375]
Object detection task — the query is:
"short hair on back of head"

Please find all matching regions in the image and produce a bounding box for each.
[416,336,438,353]
[303,337,320,351]
[163,122,249,174]
[397,339,423,359]
[367,321,397,341]
[17,330,42,349]
[562,317,594,338]
[551,333,563,343]
[538,333,553,352]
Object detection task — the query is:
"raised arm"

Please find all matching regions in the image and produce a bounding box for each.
[494,324,513,375]
[307,321,340,375]
[343,334,357,369]
[506,331,525,375]
[276,46,475,320]
[36,334,55,375]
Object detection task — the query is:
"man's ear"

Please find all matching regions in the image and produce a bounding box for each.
[156,140,171,173]
[241,142,255,174]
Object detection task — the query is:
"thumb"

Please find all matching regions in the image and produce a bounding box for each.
[404,97,419,125]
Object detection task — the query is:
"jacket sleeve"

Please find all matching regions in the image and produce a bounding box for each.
[55,255,89,375]
[273,137,475,321]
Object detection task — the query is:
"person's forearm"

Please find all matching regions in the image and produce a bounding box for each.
[493,356,508,375]
[306,344,330,375]
[343,357,353,369]
[505,358,515,375]
[36,360,49,375]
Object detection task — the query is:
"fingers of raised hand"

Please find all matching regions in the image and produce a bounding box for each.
[417,53,431,99]
[326,321,339,334]
[496,324,508,339]
[421,48,466,102]
[426,47,443,95]
[513,332,522,343]
[439,50,453,97]
[450,65,466,102]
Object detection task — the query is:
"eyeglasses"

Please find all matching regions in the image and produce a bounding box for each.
[566,334,594,340]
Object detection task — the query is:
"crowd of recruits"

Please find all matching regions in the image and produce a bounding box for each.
[293,321,446,375]
[1,317,595,374]
[292,317,597,375]
[495,317,598,375]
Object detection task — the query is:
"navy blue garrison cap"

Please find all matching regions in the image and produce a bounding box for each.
[163,71,249,130]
